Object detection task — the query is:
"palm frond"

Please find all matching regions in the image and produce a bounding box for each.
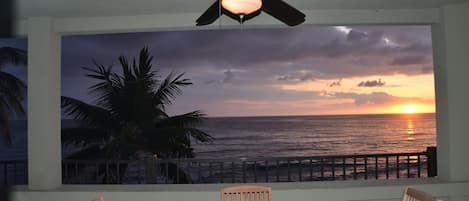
[0,72,26,145]
[0,47,27,145]
[61,96,116,129]
[135,47,153,79]
[83,62,120,109]
[153,72,192,106]
[0,47,27,67]
[0,72,26,96]
[152,125,213,145]
[0,72,26,115]
[135,48,157,90]
[119,56,135,83]
[155,110,207,128]
[83,60,112,80]
[183,128,214,143]
[144,110,212,156]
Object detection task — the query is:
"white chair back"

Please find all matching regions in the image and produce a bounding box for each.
[402,187,440,201]
[221,185,272,201]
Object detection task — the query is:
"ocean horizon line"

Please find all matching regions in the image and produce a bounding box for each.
[55,112,436,121]
[201,112,436,119]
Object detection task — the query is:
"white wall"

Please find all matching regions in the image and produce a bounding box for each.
[14,8,440,36]
[12,1,469,201]
[11,181,469,201]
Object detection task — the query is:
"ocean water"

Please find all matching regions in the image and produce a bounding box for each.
[193,113,436,159]
[0,113,436,160]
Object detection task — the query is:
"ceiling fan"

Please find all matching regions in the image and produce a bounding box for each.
[196,0,306,27]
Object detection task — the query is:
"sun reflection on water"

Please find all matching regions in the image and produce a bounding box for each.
[406,118,416,140]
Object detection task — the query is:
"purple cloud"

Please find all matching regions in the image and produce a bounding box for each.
[357,79,386,87]
[391,55,427,65]
[329,79,342,87]
[222,70,236,83]
[277,70,315,82]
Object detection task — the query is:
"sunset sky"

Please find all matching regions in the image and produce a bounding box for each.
[1,25,435,117]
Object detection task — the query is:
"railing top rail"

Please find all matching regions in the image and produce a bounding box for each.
[3,151,428,164]
[60,151,428,163]
[62,159,136,164]
[0,160,27,163]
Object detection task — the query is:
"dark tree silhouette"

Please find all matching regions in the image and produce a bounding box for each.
[62,47,212,158]
[0,47,27,144]
[61,47,212,183]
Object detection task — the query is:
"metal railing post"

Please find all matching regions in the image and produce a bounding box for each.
[427,146,437,177]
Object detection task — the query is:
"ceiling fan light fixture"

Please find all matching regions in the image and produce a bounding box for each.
[196,0,305,26]
[221,0,262,15]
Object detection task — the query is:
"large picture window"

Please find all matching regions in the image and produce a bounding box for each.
[59,25,435,184]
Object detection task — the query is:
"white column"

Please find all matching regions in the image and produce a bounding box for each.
[433,2,469,181]
[27,17,62,189]
[432,14,450,182]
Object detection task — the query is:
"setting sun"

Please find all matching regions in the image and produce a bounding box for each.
[403,104,417,114]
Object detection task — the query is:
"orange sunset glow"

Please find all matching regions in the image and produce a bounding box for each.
[403,104,417,113]
[266,73,436,116]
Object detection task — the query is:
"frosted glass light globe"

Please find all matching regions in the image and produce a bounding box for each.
[221,0,262,15]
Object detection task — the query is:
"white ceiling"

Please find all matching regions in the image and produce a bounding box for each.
[16,0,469,19]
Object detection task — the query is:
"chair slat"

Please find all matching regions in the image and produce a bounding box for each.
[221,185,272,201]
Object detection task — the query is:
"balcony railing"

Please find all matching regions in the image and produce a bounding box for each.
[1,147,437,185]
[0,160,28,185]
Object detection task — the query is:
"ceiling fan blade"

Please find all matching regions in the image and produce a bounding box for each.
[262,0,306,26]
[196,1,221,26]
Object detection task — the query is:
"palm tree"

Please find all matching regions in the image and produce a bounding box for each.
[61,47,212,183]
[0,47,27,144]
